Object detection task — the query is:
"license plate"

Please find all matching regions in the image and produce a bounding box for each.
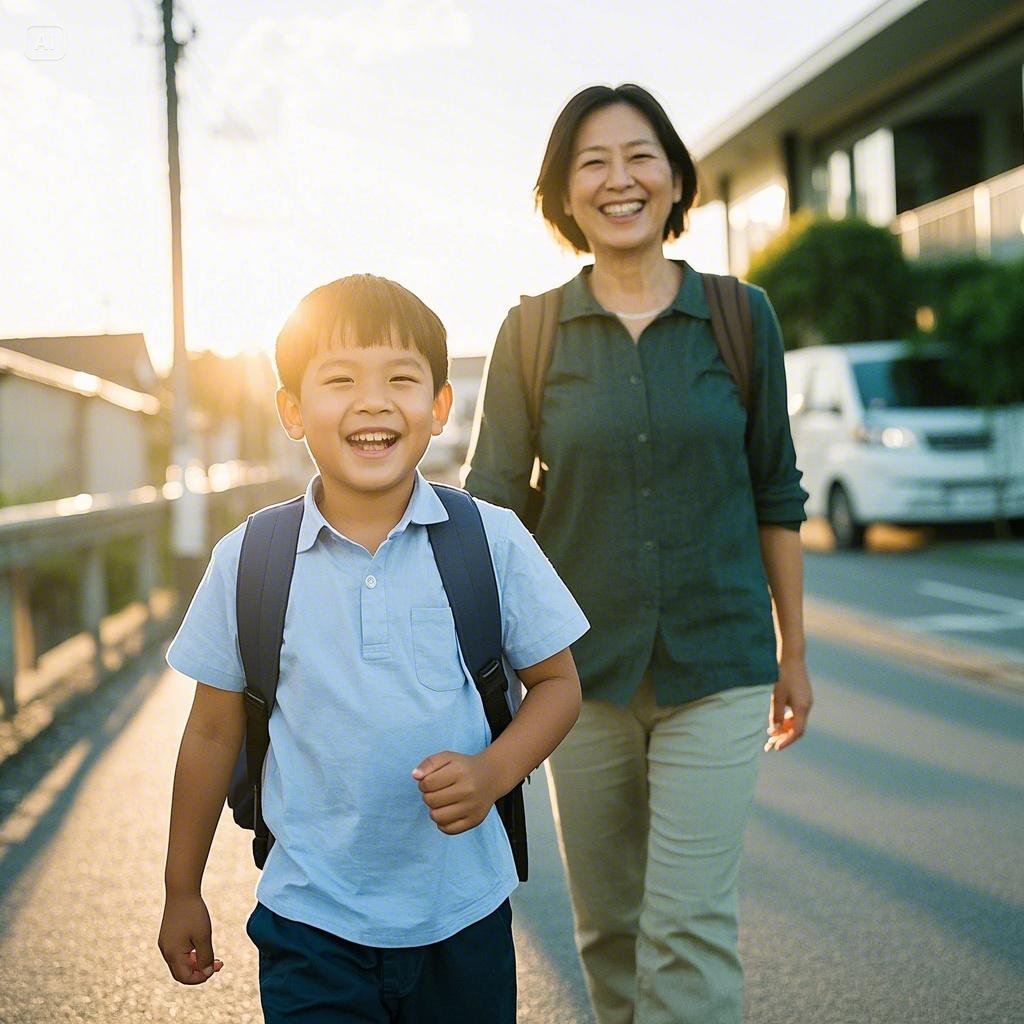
[948,486,994,513]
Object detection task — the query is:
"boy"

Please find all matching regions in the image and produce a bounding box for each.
[158,274,588,1022]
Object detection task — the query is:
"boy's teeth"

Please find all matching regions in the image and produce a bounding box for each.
[603,201,643,215]
[349,431,396,442]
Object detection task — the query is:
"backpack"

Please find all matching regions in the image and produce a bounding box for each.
[517,270,755,527]
[228,483,529,882]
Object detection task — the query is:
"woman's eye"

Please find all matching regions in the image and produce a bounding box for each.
[324,377,353,385]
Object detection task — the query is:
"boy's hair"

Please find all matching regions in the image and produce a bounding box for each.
[534,83,699,253]
[275,274,449,396]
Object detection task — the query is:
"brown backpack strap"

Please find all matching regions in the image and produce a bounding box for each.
[518,288,562,445]
[702,273,754,415]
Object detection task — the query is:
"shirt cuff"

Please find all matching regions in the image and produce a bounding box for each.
[507,609,590,671]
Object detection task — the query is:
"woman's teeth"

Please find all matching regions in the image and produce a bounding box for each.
[602,201,643,216]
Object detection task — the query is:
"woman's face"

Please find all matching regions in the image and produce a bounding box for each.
[563,102,682,259]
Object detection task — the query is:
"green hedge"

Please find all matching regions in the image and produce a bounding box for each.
[747,214,915,349]
[922,256,1024,406]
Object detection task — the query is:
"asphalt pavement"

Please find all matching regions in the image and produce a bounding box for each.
[1,534,1022,1023]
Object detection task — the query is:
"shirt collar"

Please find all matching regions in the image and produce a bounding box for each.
[296,470,448,552]
[558,259,710,323]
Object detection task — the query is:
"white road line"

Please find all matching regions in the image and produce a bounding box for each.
[901,613,1024,634]
[916,580,1024,615]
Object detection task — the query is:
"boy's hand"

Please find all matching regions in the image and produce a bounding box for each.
[158,893,224,985]
[413,751,502,834]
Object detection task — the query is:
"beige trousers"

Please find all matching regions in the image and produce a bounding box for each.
[546,679,771,1024]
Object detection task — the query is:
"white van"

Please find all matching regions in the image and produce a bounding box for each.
[783,342,1024,548]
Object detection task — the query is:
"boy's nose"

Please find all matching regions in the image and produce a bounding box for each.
[353,387,395,414]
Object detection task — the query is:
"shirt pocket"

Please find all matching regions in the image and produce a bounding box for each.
[410,607,465,691]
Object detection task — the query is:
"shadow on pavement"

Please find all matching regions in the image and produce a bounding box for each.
[0,647,166,917]
[750,802,1024,975]
[809,636,1024,741]
[786,724,1024,806]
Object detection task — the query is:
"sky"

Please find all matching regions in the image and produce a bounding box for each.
[1,0,886,371]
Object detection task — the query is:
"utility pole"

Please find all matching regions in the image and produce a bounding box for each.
[160,0,206,594]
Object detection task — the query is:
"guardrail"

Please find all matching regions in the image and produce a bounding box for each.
[0,465,304,725]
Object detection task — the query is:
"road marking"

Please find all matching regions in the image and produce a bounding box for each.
[900,613,1024,634]
[903,581,1024,634]
[917,580,1024,614]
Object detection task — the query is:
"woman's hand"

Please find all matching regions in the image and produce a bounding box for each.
[765,656,813,752]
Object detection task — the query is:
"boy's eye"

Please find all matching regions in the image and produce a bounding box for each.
[391,375,420,384]
[323,376,354,385]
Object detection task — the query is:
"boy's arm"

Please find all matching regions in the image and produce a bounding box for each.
[413,647,581,834]
[158,683,245,984]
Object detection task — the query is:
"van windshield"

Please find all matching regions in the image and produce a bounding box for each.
[853,357,974,409]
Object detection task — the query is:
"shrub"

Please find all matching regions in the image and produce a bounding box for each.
[746,215,916,349]
[926,256,1024,406]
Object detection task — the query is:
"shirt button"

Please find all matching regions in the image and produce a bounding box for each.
[641,487,652,498]
[629,374,641,385]
[638,432,649,443]
[365,575,377,589]
[644,540,655,551]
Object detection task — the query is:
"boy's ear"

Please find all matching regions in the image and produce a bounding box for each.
[276,387,305,441]
[431,382,453,437]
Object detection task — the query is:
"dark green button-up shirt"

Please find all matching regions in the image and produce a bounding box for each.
[465,263,807,707]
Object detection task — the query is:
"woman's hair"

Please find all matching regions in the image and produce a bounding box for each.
[534,84,699,253]
[275,274,449,397]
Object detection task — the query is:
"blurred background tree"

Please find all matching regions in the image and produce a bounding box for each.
[913,256,1024,407]
[747,215,916,349]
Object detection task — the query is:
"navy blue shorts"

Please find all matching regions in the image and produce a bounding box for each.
[246,900,516,1023]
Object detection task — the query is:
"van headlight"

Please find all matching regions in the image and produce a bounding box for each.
[853,426,919,449]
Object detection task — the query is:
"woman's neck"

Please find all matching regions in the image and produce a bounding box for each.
[587,249,682,315]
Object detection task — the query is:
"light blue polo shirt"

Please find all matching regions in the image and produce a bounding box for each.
[167,471,589,947]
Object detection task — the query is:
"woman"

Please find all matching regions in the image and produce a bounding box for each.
[464,84,812,1024]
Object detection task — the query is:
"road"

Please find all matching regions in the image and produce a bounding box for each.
[803,534,1024,663]
[0,628,1022,1022]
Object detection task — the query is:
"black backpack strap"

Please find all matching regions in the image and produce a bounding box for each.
[235,495,304,868]
[427,483,528,881]
[702,272,754,418]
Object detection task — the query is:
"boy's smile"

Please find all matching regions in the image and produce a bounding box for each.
[277,335,452,523]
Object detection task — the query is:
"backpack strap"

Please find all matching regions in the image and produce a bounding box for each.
[428,483,529,881]
[235,495,304,868]
[701,272,754,417]
[517,288,562,524]
[518,288,562,442]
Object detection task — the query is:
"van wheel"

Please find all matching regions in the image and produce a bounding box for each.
[827,484,866,550]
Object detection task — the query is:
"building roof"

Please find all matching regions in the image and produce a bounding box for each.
[0,333,158,394]
[693,0,1024,202]
[0,347,160,415]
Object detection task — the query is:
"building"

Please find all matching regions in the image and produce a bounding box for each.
[0,333,159,395]
[0,345,160,502]
[692,0,1024,272]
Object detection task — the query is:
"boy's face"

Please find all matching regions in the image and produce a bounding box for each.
[277,331,451,505]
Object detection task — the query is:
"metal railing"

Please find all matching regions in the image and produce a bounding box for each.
[894,164,1024,261]
[0,465,303,722]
